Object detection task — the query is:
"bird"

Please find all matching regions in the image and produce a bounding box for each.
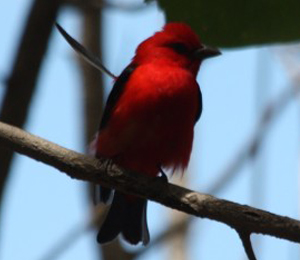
[56,22,220,246]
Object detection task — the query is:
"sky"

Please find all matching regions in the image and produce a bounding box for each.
[0,0,300,260]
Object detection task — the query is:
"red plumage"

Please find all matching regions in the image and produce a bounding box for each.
[96,64,198,175]
[95,22,220,245]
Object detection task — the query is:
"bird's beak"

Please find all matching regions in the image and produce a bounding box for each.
[194,45,221,60]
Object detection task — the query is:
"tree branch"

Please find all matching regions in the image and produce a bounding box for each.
[0,0,64,216]
[0,121,300,250]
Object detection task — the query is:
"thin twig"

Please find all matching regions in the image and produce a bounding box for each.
[39,224,88,260]
[237,231,257,260]
[56,23,117,79]
[37,205,108,260]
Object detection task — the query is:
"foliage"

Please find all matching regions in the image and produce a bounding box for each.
[152,0,300,47]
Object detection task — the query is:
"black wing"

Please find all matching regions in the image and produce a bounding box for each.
[96,64,136,203]
[195,87,203,123]
[99,64,137,130]
[101,65,201,128]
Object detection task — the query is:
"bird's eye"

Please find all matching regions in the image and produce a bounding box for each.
[167,42,190,55]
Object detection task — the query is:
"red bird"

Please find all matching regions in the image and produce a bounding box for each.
[95,23,220,245]
[56,22,220,245]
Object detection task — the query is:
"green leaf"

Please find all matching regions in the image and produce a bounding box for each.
[155,0,300,47]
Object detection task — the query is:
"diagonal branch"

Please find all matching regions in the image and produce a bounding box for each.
[0,121,300,250]
[0,0,64,214]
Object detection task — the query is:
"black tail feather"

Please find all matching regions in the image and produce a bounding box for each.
[122,198,149,245]
[99,186,113,204]
[93,185,113,205]
[97,192,125,243]
[97,191,149,245]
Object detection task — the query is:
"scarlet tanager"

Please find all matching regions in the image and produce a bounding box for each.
[56,22,220,246]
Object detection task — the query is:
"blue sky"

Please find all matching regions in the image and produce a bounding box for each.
[1,1,299,260]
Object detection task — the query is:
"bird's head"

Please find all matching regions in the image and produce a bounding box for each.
[133,23,221,75]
